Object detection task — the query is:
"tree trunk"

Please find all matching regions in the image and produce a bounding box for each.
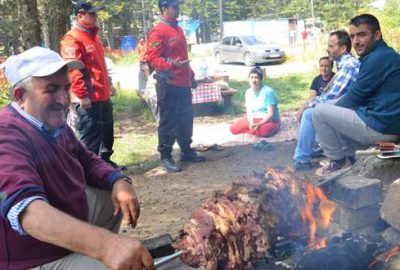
[17,0,42,50]
[41,0,72,52]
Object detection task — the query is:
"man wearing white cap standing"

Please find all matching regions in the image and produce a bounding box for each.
[0,47,153,270]
[60,0,125,170]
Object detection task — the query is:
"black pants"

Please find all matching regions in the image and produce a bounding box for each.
[157,84,193,157]
[75,100,114,161]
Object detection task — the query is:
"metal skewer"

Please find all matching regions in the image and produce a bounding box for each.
[154,250,184,268]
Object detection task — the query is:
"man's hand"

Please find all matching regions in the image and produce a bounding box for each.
[252,123,260,131]
[172,57,190,67]
[111,179,140,228]
[102,235,154,270]
[80,97,92,109]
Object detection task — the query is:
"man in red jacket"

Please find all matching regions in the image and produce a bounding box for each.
[147,0,205,172]
[60,0,125,170]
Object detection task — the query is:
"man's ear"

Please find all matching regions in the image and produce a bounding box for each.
[374,29,382,41]
[13,87,26,104]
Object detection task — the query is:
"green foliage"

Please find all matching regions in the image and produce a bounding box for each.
[0,83,10,109]
[374,0,400,51]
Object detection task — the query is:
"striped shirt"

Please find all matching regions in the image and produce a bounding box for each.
[309,53,360,107]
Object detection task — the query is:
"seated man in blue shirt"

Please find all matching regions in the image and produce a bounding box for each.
[313,14,400,176]
[293,30,360,171]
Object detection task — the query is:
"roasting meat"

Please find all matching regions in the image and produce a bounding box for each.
[174,167,310,270]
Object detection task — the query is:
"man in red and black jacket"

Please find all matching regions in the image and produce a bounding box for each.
[147,0,205,172]
[60,0,124,170]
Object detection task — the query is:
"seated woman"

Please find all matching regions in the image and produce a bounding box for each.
[230,67,280,137]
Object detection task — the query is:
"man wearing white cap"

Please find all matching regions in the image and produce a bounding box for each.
[0,47,153,270]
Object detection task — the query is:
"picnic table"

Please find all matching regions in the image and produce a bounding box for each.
[191,78,238,108]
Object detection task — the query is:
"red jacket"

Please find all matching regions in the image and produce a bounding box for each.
[60,23,111,102]
[147,16,194,88]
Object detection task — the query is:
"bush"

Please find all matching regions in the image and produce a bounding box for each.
[104,48,139,65]
[0,83,10,109]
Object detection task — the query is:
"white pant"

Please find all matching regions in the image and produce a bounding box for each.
[313,103,399,160]
[30,186,122,270]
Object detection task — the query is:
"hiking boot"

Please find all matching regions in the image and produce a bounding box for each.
[180,151,206,162]
[160,157,181,172]
[315,157,347,176]
[293,161,313,171]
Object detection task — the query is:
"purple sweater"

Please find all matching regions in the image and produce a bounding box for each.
[0,106,122,270]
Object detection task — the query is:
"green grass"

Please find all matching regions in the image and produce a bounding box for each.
[111,89,158,174]
[229,72,314,113]
[112,131,159,175]
[112,89,145,115]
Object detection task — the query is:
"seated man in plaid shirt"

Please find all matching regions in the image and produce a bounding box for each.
[293,30,360,171]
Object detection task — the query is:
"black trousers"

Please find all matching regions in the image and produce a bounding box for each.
[75,100,114,161]
[157,84,193,157]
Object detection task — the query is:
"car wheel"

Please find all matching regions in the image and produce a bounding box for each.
[244,52,255,66]
[215,52,224,64]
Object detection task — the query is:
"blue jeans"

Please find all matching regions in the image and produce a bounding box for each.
[293,108,316,163]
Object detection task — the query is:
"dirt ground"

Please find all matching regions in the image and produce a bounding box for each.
[118,112,303,241]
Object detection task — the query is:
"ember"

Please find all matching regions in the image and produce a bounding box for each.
[368,245,400,269]
[174,167,335,270]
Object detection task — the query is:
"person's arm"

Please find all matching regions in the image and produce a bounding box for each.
[21,200,154,270]
[147,28,172,71]
[147,28,190,71]
[297,76,319,122]
[244,90,254,129]
[60,35,91,109]
[336,57,384,108]
[297,90,317,122]
[255,87,278,128]
[254,105,274,129]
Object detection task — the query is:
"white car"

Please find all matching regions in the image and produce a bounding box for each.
[213,35,286,66]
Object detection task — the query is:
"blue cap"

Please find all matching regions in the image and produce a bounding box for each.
[74,0,103,15]
[158,0,183,9]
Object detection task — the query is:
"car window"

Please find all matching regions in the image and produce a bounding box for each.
[232,37,242,46]
[222,37,232,45]
[242,36,265,45]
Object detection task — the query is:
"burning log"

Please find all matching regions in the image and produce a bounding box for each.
[174,167,333,270]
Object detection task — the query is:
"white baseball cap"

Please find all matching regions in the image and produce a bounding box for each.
[4,46,84,87]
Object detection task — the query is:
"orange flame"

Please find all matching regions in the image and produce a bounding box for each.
[368,245,400,269]
[300,183,336,249]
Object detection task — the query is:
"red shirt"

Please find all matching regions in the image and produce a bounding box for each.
[147,16,194,88]
[60,23,111,102]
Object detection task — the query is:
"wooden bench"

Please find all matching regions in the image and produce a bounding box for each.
[220,88,238,108]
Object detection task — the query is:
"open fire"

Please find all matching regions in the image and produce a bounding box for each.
[173,167,390,270]
[300,183,336,249]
